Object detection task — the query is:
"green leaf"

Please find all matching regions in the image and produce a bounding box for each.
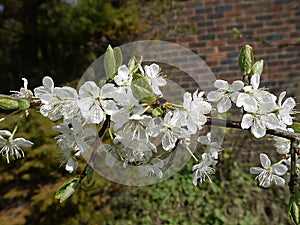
[238,45,254,75]
[152,107,164,117]
[55,178,79,203]
[131,75,156,105]
[113,47,123,71]
[104,45,116,78]
[290,122,300,134]
[85,165,94,184]
[289,197,300,225]
[0,96,20,110]
[251,59,264,76]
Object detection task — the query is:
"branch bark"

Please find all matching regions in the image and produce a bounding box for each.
[206,118,300,140]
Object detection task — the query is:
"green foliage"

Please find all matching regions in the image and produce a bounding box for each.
[131,75,157,105]
[0,0,145,93]
[251,59,264,76]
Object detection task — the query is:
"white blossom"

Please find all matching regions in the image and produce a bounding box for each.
[183,90,211,134]
[77,81,117,124]
[11,78,33,99]
[148,110,188,151]
[140,63,167,96]
[34,76,78,121]
[198,132,222,160]
[207,80,244,113]
[277,91,296,128]
[250,153,287,188]
[192,153,217,185]
[0,130,33,163]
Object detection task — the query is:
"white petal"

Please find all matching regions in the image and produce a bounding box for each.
[282,97,296,111]
[263,114,280,130]
[66,158,78,173]
[250,74,260,90]
[217,96,231,113]
[42,76,54,92]
[79,81,99,98]
[162,132,176,150]
[11,138,33,147]
[278,91,286,106]
[273,175,285,187]
[105,152,116,167]
[0,130,12,137]
[260,153,271,169]
[207,91,222,102]
[241,114,253,129]
[272,164,288,176]
[90,104,104,124]
[251,119,266,138]
[250,167,264,174]
[230,80,244,91]
[214,80,228,89]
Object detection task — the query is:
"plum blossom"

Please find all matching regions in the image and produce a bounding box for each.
[192,153,217,185]
[198,132,222,160]
[236,74,280,138]
[277,91,296,128]
[148,110,188,151]
[183,90,212,134]
[34,76,78,121]
[53,119,96,173]
[207,80,244,113]
[77,81,118,124]
[114,65,132,87]
[0,130,33,163]
[250,153,287,188]
[140,63,167,96]
[236,74,278,113]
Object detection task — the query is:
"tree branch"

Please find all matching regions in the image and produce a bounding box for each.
[206,118,300,140]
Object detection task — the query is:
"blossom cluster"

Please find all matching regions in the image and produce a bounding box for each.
[0,50,298,190]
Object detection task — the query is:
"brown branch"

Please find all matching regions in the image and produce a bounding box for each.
[206,118,300,140]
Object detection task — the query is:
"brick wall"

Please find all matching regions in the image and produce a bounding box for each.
[143,0,300,99]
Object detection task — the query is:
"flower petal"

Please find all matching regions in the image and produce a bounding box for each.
[260,153,271,169]
[214,80,228,89]
[241,114,253,129]
[230,80,244,91]
[272,164,288,176]
[250,74,260,90]
[217,96,231,113]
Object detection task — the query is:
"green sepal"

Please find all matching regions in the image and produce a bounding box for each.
[290,122,300,134]
[152,107,164,117]
[251,59,264,76]
[0,96,20,110]
[17,99,31,110]
[238,45,254,75]
[131,74,156,105]
[98,78,107,88]
[55,178,79,203]
[85,165,94,184]
[104,45,116,79]
[113,47,123,71]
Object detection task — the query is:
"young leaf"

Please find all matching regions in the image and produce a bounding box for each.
[238,45,254,75]
[251,59,264,76]
[290,122,300,134]
[0,96,20,110]
[55,178,79,203]
[113,47,123,71]
[289,198,300,225]
[85,165,94,184]
[104,45,116,78]
[131,75,157,105]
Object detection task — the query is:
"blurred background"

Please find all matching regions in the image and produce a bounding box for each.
[0,0,299,224]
